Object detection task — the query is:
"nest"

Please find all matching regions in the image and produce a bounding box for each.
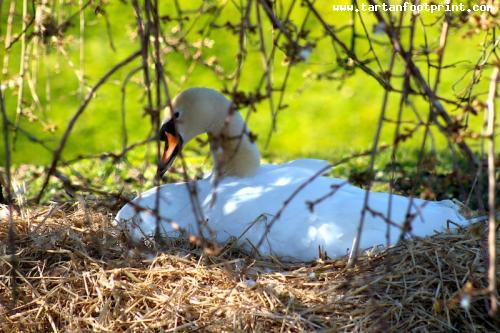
[0,203,498,332]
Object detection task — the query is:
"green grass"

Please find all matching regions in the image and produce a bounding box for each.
[0,0,493,168]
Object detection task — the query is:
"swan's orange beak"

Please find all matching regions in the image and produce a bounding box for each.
[157,130,182,179]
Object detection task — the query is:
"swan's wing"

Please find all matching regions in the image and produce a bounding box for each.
[115,181,213,242]
[283,159,331,175]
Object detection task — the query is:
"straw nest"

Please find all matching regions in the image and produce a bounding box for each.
[0,202,498,332]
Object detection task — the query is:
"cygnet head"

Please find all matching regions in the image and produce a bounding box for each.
[157,87,260,178]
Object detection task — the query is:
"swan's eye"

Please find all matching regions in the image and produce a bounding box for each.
[174,111,180,119]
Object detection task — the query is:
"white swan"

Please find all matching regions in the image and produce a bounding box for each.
[115,87,468,261]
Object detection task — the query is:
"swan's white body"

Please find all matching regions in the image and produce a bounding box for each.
[115,88,468,261]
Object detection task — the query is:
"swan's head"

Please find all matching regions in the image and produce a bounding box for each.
[157,87,232,177]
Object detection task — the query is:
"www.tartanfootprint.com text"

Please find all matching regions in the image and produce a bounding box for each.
[332,2,494,13]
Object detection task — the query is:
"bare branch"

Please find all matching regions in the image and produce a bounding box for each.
[485,65,498,317]
[35,50,142,203]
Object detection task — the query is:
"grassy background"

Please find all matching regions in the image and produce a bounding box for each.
[0,0,492,171]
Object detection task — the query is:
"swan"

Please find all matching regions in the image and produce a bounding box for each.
[115,87,468,261]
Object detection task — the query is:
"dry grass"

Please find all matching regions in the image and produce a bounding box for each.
[0,202,498,332]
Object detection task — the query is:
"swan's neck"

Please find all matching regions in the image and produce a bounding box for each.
[208,109,260,178]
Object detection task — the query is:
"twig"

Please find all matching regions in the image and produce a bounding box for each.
[303,0,388,89]
[79,0,85,97]
[151,0,164,241]
[0,85,18,308]
[34,50,142,203]
[61,137,155,166]
[255,1,275,147]
[253,164,333,253]
[367,0,478,166]
[12,0,29,147]
[485,65,498,317]
[120,66,143,152]
[3,10,34,51]
[1,0,15,78]
[347,50,397,267]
